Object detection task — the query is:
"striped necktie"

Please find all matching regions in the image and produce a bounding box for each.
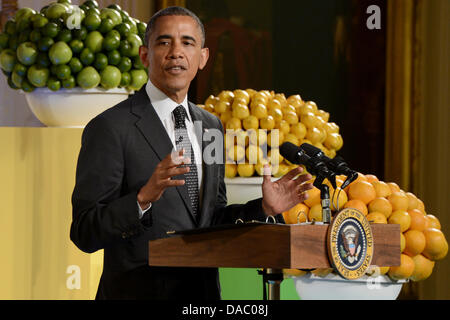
[173,105,199,216]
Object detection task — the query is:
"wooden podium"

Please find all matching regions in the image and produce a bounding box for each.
[148,222,400,299]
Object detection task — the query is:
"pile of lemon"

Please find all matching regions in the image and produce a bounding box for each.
[282,173,448,282]
[199,89,343,178]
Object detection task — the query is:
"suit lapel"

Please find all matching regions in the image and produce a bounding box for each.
[131,88,194,220]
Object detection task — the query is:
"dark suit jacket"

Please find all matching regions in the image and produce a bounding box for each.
[70,87,280,300]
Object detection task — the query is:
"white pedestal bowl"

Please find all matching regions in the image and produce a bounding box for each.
[23,87,132,128]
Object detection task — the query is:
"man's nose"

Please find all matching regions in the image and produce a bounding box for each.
[168,41,184,59]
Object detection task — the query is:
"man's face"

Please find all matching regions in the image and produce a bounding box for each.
[139,15,209,101]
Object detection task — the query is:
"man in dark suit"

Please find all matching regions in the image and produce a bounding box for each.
[70,6,313,300]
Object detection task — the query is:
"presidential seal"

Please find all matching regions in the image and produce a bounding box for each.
[327,208,374,280]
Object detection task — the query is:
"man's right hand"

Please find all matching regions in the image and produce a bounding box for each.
[137,149,190,209]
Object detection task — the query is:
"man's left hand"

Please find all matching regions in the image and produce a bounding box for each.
[261,165,313,216]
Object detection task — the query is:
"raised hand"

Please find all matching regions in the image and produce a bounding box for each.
[261,165,313,216]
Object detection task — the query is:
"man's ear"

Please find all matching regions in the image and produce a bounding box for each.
[199,47,209,70]
[139,46,150,68]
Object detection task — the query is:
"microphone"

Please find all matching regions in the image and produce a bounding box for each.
[280,142,337,189]
[299,143,358,189]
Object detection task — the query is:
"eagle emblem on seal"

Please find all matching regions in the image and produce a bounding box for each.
[339,224,362,264]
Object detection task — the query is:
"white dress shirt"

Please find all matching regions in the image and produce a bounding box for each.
[137,80,204,218]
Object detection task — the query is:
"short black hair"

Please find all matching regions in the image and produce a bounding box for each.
[144,6,206,48]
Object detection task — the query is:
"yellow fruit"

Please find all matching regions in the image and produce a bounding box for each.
[304,187,321,208]
[306,127,323,144]
[248,129,267,146]
[267,130,284,148]
[330,188,348,211]
[253,92,268,103]
[290,122,307,140]
[205,94,220,105]
[237,163,255,177]
[282,104,296,115]
[388,192,409,212]
[260,116,275,130]
[267,98,282,111]
[368,197,393,218]
[400,233,406,252]
[348,180,377,205]
[426,214,441,230]
[245,88,257,99]
[204,103,215,113]
[268,107,283,122]
[267,148,283,165]
[284,111,299,125]
[251,103,268,119]
[242,115,259,130]
[403,230,426,256]
[278,120,291,135]
[232,103,250,120]
[228,145,246,163]
[316,109,330,122]
[218,90,234,103]
[233,89,250,104]
[220,110,233,124]
[324,122,339,134]
[311,268,333,277]
[226,117,242,130]
[274,163,290,178]
[372,181,392,198]
[246,145,264,164]
[388,254,415,280]
[408,209,428,231]
[282,203,309,224]
[215,100,230,113]
[388,210,411,232]
[283,269,307,277]
[284,133,299,146]
[366,266,389,276]
[344,199,368,216]
[234,130,249,147]
[387,182,401,194]
[308,203,323,221]
[417,198,425,214]
[225,164,237,178]
[297,102,315,116]
[422,228,448,261]
[366,212,388,224]
[410,254,435,282]
[300,112,317,128]
[406,192,419,210]
[323,132,340,150]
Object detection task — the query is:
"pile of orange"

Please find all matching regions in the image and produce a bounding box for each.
[282,173,448,282]
[200,89,343,178]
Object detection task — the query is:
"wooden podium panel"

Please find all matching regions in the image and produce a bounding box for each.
[149,223,401,269]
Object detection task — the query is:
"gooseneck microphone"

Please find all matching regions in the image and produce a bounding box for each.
[297,143,358,190]
[279,142,337,189]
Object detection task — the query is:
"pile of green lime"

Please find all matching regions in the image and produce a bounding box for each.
[0,0,148,92]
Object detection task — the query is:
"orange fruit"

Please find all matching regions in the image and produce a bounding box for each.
[311,268,333,277]
[422,228,448,261]
[388,254,415,280]
[387,182,401,193]
[366,212,387,224]
[400,233,406,252]
[366,266,389,276]
[283,269,307,277]
[344,199,368,216]
[410,254,435,282]
[365,174,379,184]
[368,197,393,218]
[282,203,309,224]
[372,181,392,198]
[405,192,419,210]
[425,214,441,230]
[388,210,411,232]
[348,180,376,205]
[388,192,409,211]
[416,198,425,214]
[408,209,428,231]
[304,187,321,208]
[330,188,348,211]
[308,204,323,222]
[403,230,426,257]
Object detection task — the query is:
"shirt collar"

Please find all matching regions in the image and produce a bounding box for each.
[145,80,191,122]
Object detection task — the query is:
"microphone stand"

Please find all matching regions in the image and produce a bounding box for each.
[313,175,332,224]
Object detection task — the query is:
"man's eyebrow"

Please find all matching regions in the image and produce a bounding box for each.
[155,34,197,43]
